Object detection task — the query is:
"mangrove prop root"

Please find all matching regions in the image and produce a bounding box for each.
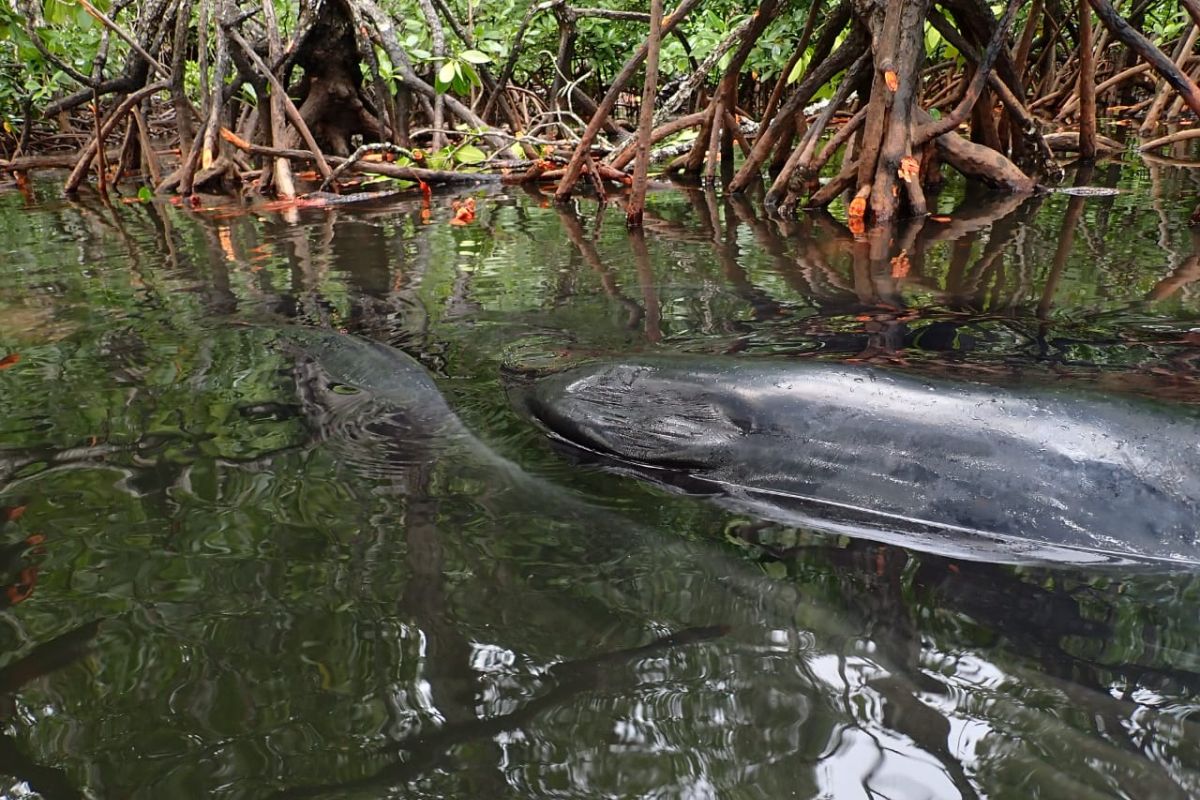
[678,0,782,181]
[1088,0,1200,119]
[1078,0,1098,159]
[626,0,663,227]
[64,80,169,194]
[1140,128,1200,152]
[554,0,703,202]
[727,13,859,194]
[14,0,1200,209]
[226,27,333,185]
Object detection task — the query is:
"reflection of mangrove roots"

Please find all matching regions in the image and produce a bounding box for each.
[0,620,101,800]
[275,625,726,798]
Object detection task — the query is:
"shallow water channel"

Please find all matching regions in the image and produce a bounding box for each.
[0,157,1199,798]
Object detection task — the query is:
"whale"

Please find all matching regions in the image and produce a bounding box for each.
[514,357,1200,566]
[271,326,828,617]
[269,328,1200,799]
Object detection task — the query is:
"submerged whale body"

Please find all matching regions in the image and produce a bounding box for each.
[519,358,1200,566]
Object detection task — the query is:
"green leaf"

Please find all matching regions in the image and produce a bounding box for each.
[74,5,96,29]
[374,45,393,76]
[761,561,787,580]
[925,25,943,53]
[453,62,478,94]
[437,60,457,88]
[787,56,808,85]
[16,39,41,64]
[137,185,154,202]
[44,0,70,25]
[459,49,491,65]
[454,144,486,165]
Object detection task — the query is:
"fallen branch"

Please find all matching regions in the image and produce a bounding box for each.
[1138,128,1200,151]
[607,111,706,169]
[541,163,631,184]
[934,129,1036,192]
[318,142,422,191]
[1043,131,1123,152]
[219,128,505,185]
[2,149,122,172]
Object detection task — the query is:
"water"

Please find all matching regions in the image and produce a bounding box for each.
[0,155,1198,798]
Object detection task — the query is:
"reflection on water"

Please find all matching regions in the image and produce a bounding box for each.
[0,158,1197,797]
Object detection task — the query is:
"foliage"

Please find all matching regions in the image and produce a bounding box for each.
[0,2,108,129]
[374,0,823,100]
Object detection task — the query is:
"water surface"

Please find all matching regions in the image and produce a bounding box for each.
[0,157,1198,798]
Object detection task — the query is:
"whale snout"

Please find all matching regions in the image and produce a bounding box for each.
[528,365,753,470]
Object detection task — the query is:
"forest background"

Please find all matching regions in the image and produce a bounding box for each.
[0,0,1198,226]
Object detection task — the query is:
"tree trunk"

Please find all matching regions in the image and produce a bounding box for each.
[853,0,933,222]
[290,0,386,157]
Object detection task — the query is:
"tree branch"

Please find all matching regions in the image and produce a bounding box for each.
[1087,0,1200,117]
[914,0,1022,144]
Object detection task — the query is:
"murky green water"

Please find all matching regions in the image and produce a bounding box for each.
[0,156,1199,798]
